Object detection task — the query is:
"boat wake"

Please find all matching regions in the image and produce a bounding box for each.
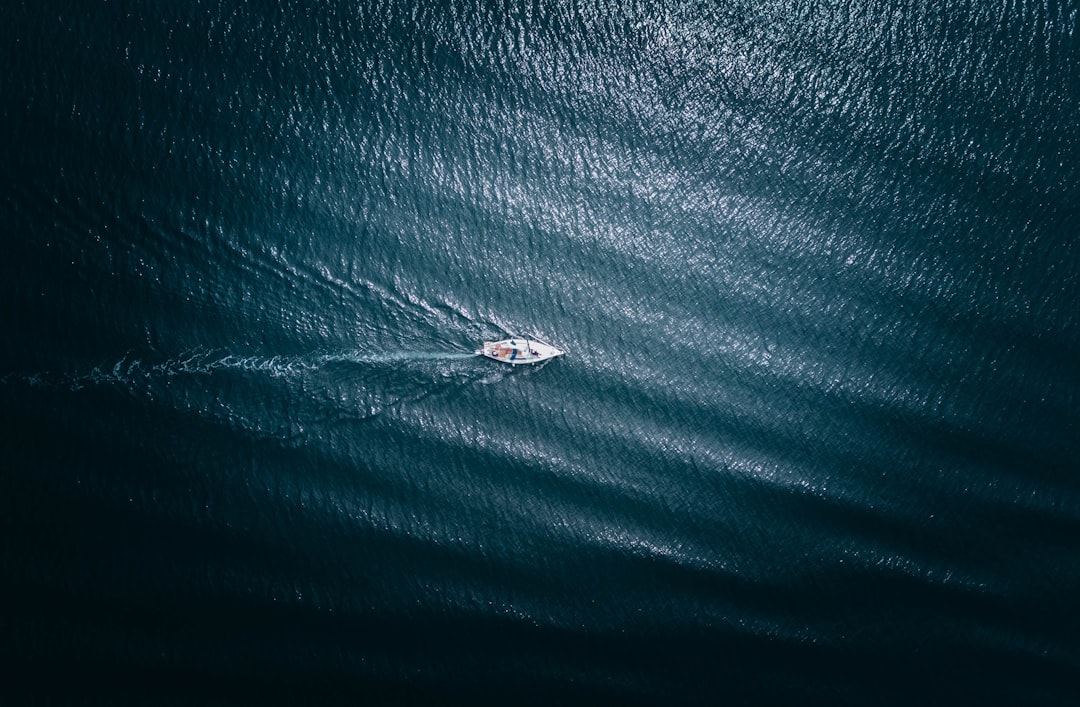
[321,351,478,365]
[3,348,479,389]
[0,347,499,432]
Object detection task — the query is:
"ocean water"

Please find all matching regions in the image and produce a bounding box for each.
[2,0,1079,703]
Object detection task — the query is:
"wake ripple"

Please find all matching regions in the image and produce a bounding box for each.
[0,348,501,435]
[2,348,478,390]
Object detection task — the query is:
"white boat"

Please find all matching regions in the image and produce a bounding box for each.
[477,336,565,365]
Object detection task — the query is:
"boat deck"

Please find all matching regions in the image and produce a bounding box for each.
[479,338,565,365]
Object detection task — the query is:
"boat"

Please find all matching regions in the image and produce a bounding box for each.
[477,336,565,365]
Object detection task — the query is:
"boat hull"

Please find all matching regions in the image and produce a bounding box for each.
[478,338,565,365]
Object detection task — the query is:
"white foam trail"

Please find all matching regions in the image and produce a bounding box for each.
[2,349,480,389]
[318,351,477,364]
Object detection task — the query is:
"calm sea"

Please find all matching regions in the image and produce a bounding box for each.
[3,0,1079,703]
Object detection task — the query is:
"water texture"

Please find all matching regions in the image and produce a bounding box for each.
[2,1,1079,703]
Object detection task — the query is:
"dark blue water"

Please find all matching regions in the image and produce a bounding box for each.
[3,1,1079,703]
